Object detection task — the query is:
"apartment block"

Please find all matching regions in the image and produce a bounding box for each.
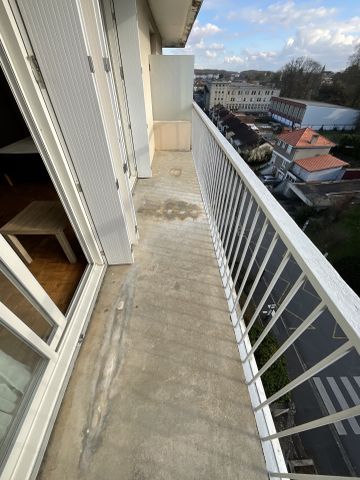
[204,81,280,112]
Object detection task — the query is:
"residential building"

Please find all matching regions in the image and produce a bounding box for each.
[270,127,337,178]
[270,97,360,130]
[210,105,272,161]
[204,81,280,112]
[0,2,360,480]
[291,154,349,182]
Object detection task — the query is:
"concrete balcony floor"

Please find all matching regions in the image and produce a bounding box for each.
[39,151,267,480]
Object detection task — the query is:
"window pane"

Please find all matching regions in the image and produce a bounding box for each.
[0,270,53,342]
[0,323,44,455]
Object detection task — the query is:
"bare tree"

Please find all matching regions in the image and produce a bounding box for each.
[349,44,360,68]
[280,57,324,99]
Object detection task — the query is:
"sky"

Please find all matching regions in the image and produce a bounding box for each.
[164,0,360,72]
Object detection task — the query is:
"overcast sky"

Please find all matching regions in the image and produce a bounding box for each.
[164,0,360,72]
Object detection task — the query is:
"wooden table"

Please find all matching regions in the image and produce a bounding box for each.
[0,201,77,264]
[0,137,37,155]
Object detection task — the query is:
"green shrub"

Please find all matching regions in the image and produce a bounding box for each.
[249,323,291,403]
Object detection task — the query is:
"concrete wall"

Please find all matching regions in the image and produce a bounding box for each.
[293,147,331,160]
[153,121,191,151]
[273,151,291,174]
[302,105,360,130]
[136,0,161,166]
[150,55,194,151]
[150,55,194,121]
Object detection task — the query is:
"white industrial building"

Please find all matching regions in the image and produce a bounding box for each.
[269,97,360,130]
[204,81,280,112]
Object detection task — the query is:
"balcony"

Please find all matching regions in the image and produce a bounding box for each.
[38,105,360,479]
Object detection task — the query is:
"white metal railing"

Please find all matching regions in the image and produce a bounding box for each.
[192,102,360,479]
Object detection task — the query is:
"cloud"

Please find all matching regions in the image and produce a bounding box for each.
[195,39,206,49]
[228,1,337,27]
[206,50,217,58]
[209,42,225,50]
[191,20,222,41]
[224,55,245,65]
[164,3,360,72]
[281,21,360,69]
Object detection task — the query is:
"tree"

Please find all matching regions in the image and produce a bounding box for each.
[279,57,324,99]
[321,45,360,109]
[316,80,346,105]
[349,44,360,68]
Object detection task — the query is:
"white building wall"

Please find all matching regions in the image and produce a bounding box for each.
[291,164,345,182]
[150,55,193,121]
[150,55,194,151]
[302,105,360,130]
[136,0,160,167]
[293,147,331,160]
[208,82,280,112]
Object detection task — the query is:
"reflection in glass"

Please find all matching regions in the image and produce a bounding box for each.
[0,270,53,341]
[0,324,43,452]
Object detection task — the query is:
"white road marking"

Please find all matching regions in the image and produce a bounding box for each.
[327,377,360,435]
[355,377,360,390]
[341,377,360,406]
[313,377,346,435]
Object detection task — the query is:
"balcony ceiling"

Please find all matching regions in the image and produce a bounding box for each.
[148,0,202,48]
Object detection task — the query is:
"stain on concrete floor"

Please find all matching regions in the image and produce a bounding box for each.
[138,198,201,221]
[169,168,182,177]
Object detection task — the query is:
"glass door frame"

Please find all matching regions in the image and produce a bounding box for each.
[0,3,107,477]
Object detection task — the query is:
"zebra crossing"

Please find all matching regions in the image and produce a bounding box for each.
[313,376,360,436]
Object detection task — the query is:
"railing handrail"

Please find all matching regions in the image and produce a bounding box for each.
[193,102,360,352]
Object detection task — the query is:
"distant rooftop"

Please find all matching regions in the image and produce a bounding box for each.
[209,80,278,88]
[294,154,349,172]
[277,127,335,148]
[272,96,360,111]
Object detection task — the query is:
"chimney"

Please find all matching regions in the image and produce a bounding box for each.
[310,134,319,145]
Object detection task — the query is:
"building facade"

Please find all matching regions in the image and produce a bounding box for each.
[204,81,280,112]
[291,154,349,182]
[270,97,360,130]
[269,127,348,182]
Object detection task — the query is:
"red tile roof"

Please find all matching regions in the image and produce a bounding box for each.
[294,154,349,172]
[277,128,335,148]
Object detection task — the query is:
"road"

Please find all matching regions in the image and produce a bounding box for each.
[230,203,360,476]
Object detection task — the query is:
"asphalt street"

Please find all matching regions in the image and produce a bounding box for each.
[228,198,360,476]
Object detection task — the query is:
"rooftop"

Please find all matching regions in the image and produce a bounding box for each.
[272,97,360,111]
[210,81,278,88]
[294,154,349,172]
[277,127,335,148]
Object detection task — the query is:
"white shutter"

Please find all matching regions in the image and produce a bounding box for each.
[16,0,133,264]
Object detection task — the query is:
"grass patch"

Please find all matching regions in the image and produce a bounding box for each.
[249,322,291,404]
